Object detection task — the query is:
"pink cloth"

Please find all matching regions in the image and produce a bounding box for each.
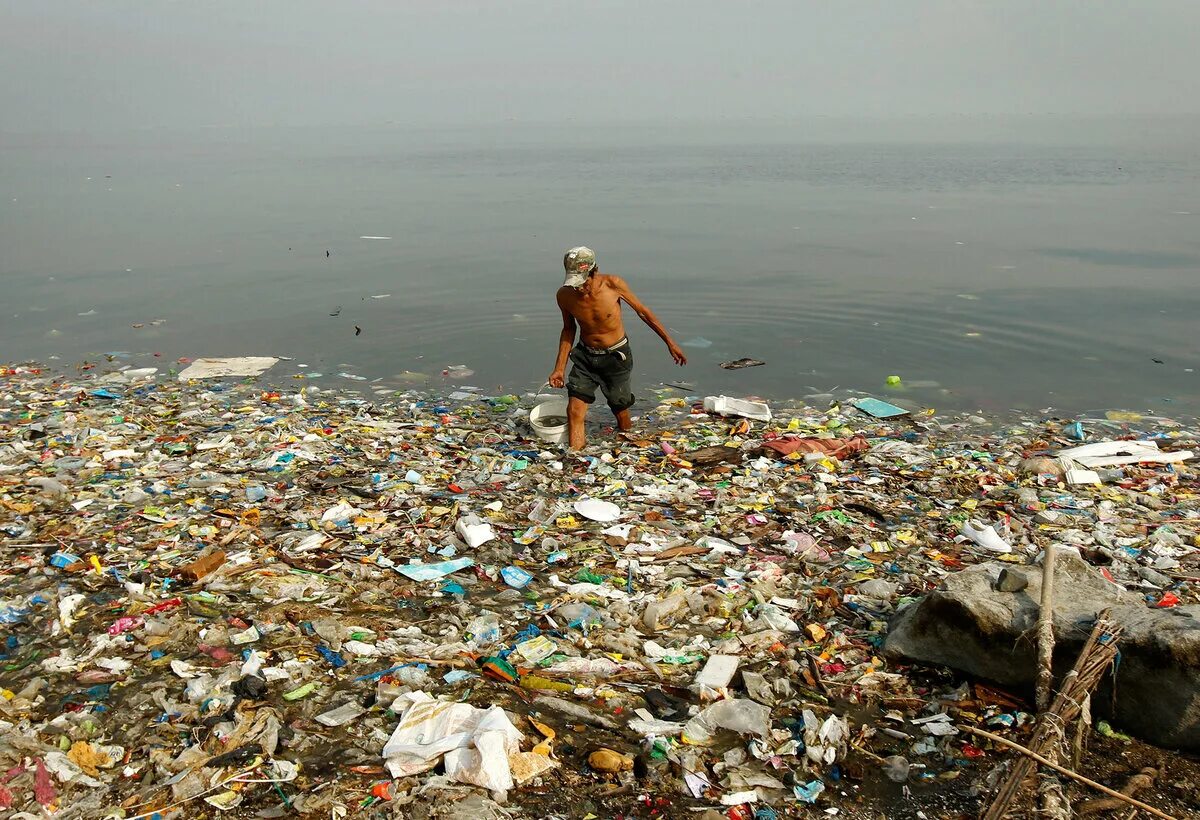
[761,435,869,458]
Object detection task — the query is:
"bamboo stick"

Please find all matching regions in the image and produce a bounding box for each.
[1036,545,1057,713]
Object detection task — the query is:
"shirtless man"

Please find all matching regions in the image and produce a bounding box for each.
[547,246,687,450]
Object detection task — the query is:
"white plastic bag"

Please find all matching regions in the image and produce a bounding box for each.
[381,692,524,792]
[682,699,771,745]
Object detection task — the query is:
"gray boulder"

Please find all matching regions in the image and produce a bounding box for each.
[883,552,1200,750]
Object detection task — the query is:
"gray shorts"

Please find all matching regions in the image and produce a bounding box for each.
[566,340,635,412]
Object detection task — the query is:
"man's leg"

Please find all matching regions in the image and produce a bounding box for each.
[602,345,635,435]
[567,396,589,450]
[564,350,599,451]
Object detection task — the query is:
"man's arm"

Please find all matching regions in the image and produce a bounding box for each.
[612,277,687,366]
[548,290,577,388]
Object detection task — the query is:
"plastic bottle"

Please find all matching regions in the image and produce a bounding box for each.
[555,602,601,630]
[642,590,688,631]
[245,484,267,502]
[392,666,431,687]
[527,499,548,523]
[752,603,799,631]
[466,612,500,647]
[311,617,346,647]
[1016,487,1042,510]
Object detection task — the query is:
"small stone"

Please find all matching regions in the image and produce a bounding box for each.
[994,568,1028,593]
[858,579,900,599]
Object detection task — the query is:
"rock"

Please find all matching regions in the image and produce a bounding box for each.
[858,579,900,599]
[883,552,1200,749]
[994,567,1029,593]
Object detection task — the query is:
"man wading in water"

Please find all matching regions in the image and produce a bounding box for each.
[548,246,687,450]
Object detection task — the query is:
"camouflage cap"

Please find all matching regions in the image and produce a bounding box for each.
[563,246,596,288]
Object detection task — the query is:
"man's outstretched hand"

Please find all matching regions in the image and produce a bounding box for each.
[548,370,566,389]
[668,344,688,366]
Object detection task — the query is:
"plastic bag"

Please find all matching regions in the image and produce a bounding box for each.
[382,691,523,792]
[682,699,771,745]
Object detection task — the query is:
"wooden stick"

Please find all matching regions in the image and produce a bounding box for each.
[849,741,887,764]
[1077,766,1158,816]
[962,726,1177,820]
[1036,544,1057,713]
[1072,693,1091,771]
[1033,544,1066,819]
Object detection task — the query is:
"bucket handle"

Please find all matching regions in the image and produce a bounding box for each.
[531,381,562,403]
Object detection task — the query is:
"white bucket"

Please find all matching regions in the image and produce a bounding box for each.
[529,396,569,444]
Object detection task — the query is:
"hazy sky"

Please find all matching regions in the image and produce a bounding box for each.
[2,0,1198,131]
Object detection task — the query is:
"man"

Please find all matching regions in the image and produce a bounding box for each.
[548,246,687,450]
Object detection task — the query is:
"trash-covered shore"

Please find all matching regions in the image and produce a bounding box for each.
[2,361,1199,819]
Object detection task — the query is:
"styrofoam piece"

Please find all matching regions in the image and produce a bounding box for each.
[703,395,772,422]
[177,357,279,380]
[693,654,740,691]
[456,515,496,548]
[1058,439,1194,468]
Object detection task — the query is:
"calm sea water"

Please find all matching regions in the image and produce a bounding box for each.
[3,118,1198,416]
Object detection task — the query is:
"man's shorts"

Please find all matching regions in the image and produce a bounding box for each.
[566,339,635,412]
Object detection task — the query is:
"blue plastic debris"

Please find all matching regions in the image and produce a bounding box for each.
[501,565,534,589]
[316,645,347,669]
[793,779,825,803]
[853,397,908,419]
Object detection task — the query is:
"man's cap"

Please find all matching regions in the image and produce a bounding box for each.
[563,246,596,288]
